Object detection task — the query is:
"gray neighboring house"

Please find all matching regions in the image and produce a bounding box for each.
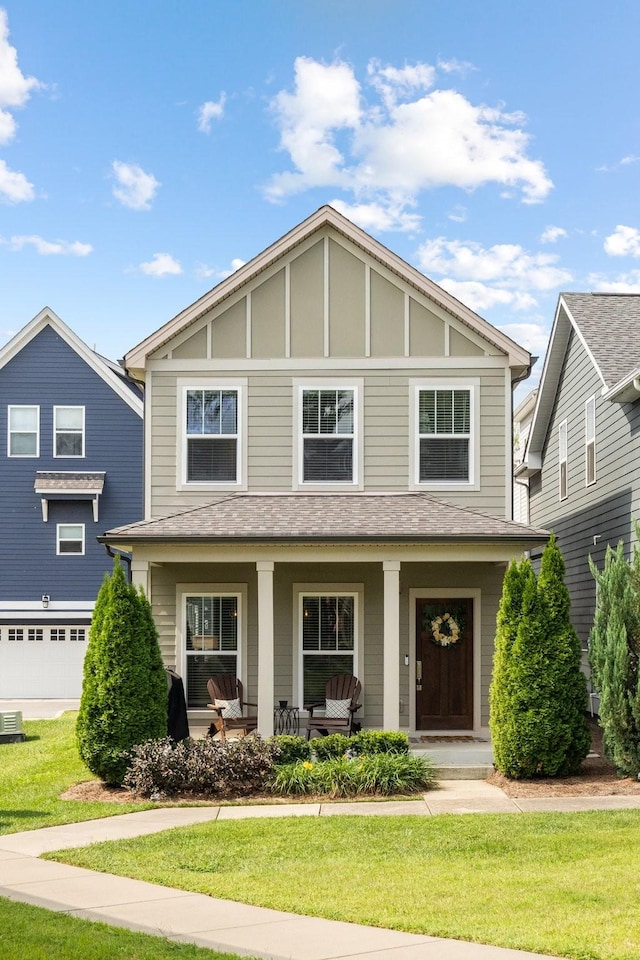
[518,292,640,647]
[105,205,547,737]
[513,388,537,524]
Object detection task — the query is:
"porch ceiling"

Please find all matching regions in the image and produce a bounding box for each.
[101,492,548,546]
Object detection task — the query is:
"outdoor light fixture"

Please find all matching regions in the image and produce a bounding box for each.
[41,594,50,609]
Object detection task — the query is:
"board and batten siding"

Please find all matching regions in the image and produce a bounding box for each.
[148,365,506,516]
[529,326,640,643]
[0,325,143,603]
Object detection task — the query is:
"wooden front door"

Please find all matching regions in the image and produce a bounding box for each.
[415,598,473,730]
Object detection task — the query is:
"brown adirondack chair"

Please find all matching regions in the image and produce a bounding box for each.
[207,675,258,740]
[305,674,362,740]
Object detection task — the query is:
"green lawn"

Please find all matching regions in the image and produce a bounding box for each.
[50,811,640,960]
[0,897,247,960]
[0,713,157,834]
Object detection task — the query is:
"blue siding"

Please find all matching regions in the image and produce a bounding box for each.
[0,324,143,603]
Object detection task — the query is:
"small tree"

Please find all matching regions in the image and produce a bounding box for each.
[589,540,640,776]
[490,536,589,778]
[76,557,167,784]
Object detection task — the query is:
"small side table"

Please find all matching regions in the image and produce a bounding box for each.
[273,705,300,735]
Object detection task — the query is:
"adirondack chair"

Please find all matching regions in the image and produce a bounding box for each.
[305,674,362,740]
[207,675,258,740]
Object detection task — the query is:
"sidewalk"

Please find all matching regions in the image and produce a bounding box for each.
[3,782,640,960]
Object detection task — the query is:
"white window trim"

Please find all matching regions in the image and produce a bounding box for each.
[175,583,248,706]
[585,395,596,487]
[56,523,85,556]
[409,379,480,491]
[176,379,247,491]
[293,582,363,712]
[8,404,40,458]
[293,378,364,490]
[53,405,85,458]
[559,419,568,501]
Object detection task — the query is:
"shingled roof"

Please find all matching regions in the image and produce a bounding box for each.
[103,493,548,544]
[562,293,640,388]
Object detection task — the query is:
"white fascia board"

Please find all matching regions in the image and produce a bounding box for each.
[0,308,143,418]
[124,205,531,371]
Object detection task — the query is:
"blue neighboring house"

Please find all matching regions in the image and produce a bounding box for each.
[0,308,143,698]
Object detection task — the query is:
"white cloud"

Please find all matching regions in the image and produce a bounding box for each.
[437,58,477,75]
[498,321,550,355]
[197,93,226,133]
[0,158,34,202]
[265,56,552,220]
[540,225,567,243]
[138,253,182,277]
[194,257,245,281]
[329,199,421,232]
[417,237,571,290]
[0,9,42,145]
[437,278,537,312]
[447,205,467,223]
[597,155,640,173]
[112,161,160,210]
[4,234,92,255]
[588,270,640,293]
[604,224,640,258]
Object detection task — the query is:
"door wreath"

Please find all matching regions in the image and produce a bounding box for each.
[430,612,461,647]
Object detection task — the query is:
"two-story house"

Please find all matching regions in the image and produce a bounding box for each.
[518,292,640,646]
[104,206,547,736]
[0,308,143,699]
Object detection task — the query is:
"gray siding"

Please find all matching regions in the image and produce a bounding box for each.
[529,327,640,643]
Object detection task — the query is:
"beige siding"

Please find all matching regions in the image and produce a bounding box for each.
[409,298,445,355]
[172,327,207,359]
[251,269,286,358]
[290,240,324,357]
[328,239,366,356]
[212,299,247,358]
[370,270,404,357]
[450,327,485,356]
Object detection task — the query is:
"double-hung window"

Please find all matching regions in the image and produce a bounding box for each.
[54,406,84,457]
[559,419,568,500]
[301,388,355,484]
[184,594,240,708]
[300,593,356,704]
[185,388,239,483]
[416,386,473,484]
[585,396,596,486]
[8,405,39,457]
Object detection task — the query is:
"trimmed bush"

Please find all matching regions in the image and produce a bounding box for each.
[269,735,312,764]
[124,735,279,798]
[76,558,167,785]
[310,733,352,760]
[270,754,436,797]
[351,730,409,755]
[589,539,640,777]
[490,536,589,779]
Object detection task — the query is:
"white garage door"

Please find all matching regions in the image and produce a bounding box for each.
[0,625,88,698]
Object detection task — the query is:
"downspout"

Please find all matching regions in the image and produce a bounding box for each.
[510,357,537,521]
[103,543,133,583]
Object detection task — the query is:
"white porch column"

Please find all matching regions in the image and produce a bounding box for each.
[130,559,149,594]
[383,560,401,730]
[256,560,275,737]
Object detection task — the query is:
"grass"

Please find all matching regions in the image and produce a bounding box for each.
[0,897,247,960]
[0,713,156,835]
[49,811,640,960]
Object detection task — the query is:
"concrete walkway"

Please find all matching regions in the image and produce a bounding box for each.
[3,783,640,960]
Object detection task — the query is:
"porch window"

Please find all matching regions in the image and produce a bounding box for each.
[301,389,355,483]
[185,389,238,483]
[585,396,596,486]
[301,594,355,704]
[417,388,472,483]
[185,594,238,708]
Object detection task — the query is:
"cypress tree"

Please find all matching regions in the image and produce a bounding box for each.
[76,557,167,784]
[589,540,640,776]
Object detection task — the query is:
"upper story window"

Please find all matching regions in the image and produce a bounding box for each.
[300,388,356,484]
[54,406,85,457]
[415,386,474,485]
[185,388,239,483]
[559,419,568,500]
[585,396,596,486]
[8,405,39,457]
[57,523,85,555]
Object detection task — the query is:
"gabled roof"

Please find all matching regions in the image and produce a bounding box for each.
[124,205,531,373]
[0,308,143,417]
[102,492,548,545]
[522,293,640,475]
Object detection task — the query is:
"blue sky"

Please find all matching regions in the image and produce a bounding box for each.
[1,1,639,388]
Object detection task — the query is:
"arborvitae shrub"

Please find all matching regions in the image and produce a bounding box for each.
[589,539,640,776]
[76,558,167,784]
[490,536,589,778]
